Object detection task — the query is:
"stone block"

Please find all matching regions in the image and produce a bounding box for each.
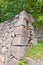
[14,26,30,38]
[27,57,42,65]
[2,47,8,54]
[30,38,37,46]
[3,32,10,41]
[27,57,36,65]
[2,37,13,47]
[13,35,30,45]
[6,43,11,48]
[30,35,34,40]
[14,18,27,26]
[0,44,2,54]
[10,31,15,37]
[0,31,4,38]
[10,46,27,60]
[30,30,35,36]
[15,14,19,19]
[9,58,19,65]
[19,11,29,22]
[5,37,13,44]
[2,41,7,47]
[28,14,35,22]
[28,22,34,30]
[0,54,4,65]
[3,61,10,65]
[4,50,11,59]
[0,38,3,44]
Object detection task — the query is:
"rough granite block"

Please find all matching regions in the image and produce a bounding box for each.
[28,23,34,30]
[10,46,27,60]
[9,58,19,65]
[13,35,30,45]
[19,11,29,22]
[30,38,37,46]
[14,26,30,38]
[27,57,42,65]
[14,18,27,26]
[0,54,4,65]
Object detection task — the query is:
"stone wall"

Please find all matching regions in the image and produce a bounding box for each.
[35,29,43,41]
[0,11,37,65]
[27,57,43,65]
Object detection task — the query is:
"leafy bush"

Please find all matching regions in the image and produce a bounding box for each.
[0,0,43,28]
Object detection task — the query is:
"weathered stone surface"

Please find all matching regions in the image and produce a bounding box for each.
[0,38,3,44]
[2,47,8,54]
[3,61,10,65]
[14,26,30,38]
[13,35,29,45]
[0,32,4,38]
[28,14,35,22]
[30,35,34,40]
[0,54,4,65]
[35,29,43,41]
[37,59,43,65]
[6,43,11,49]
[30,38,37,46]
[3,51,11,62]
[30,30,35,36]
[19,11,30,22]
[27,57,43,65]
[2,37,13,47]
[9,58,19,65]
[28,22,34,30]
[10,46,27,60]
[3,52,11,65]
[15,14,19,19]
[14,18,27,26]
[27,57,37,65]
[0,45,2,54]
[0,11,37,65]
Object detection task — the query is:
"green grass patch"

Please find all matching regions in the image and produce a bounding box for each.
[26,41,43,60]
[19,41,43,65]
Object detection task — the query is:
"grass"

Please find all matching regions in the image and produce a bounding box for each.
[26,41,43,60]
[19,41,43,65]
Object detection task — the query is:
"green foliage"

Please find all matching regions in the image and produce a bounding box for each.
[27,41,43,60]
[32,13,43,29]
[0,0,43,28]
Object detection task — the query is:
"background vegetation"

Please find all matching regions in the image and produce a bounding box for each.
[0,0,43,28]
